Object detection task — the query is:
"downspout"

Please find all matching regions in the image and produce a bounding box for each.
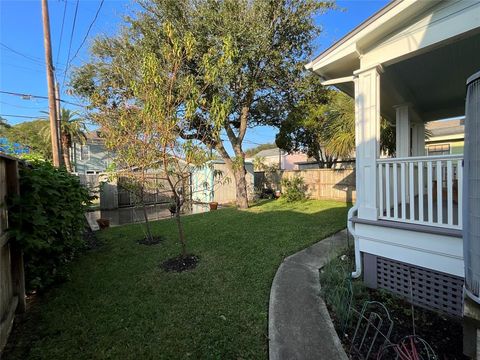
[348,205,362,278]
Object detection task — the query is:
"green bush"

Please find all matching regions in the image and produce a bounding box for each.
[281,175,307,202]
[8,161,92,291]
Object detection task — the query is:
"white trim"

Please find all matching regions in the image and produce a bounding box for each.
[355,222,464,277]
[320,76,354,86]
[376,153,462,163]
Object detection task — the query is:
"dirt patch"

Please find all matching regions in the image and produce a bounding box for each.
[320,252,466,359]
[137,236,163,245]
[336,289,466,359]
[161,254,199,272]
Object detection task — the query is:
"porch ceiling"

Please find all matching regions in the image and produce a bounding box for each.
[381,31,480,122]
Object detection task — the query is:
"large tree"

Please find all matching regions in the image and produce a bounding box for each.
[71,0,332,209]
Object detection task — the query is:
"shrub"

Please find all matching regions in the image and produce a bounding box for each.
[8,161,92,291]
[281,175,307,202]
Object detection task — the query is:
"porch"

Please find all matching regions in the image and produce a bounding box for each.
[305,0,480,322]
[377,154,463,230]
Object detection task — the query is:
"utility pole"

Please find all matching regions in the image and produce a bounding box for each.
[55,81,64,166]
[41,0,61,166]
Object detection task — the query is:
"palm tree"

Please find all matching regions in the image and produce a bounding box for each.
[42,109,87,171]
[323,92,397,159]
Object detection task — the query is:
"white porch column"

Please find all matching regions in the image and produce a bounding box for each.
[411,120,426,156]
[354,66,382,220]
[395,105,411,157]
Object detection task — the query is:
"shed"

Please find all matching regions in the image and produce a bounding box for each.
[191,160,254,204]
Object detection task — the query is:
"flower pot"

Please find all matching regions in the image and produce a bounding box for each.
[274,190,281,199]
[209,202,218,211]
[96,218,110,229]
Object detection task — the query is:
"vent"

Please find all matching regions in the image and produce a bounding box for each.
[376,256,464,317]
[464,70,480,303]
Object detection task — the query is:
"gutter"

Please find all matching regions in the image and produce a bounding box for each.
[347,205,362,278]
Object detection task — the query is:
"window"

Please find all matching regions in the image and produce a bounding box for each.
[80,145,90,161]
[427,144,450,156]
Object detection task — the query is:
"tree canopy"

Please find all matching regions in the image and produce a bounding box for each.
[71,0,333,208]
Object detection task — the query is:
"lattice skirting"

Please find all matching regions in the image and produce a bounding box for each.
[363,253,464,317]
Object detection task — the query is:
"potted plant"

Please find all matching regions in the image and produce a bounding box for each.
[96,218,110,229]
[209,201,218,211]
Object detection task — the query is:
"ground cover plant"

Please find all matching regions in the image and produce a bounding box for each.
[320,250,466,359]
[4,199,349,359]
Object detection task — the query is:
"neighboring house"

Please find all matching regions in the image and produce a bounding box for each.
[308,0,479,346]
[71,131,112,174]
[191,160,254,204]
[425,118,464,155]
[247,147,308,170]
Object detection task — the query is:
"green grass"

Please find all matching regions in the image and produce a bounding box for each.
[5,200,350,360]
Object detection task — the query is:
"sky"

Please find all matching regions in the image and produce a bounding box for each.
[0,0,389,152]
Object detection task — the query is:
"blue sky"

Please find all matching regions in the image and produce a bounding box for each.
[0,0,389,151]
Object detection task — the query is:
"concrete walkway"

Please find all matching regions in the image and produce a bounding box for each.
[268,230,350,360]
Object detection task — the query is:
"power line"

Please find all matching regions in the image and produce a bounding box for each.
[0,90,84,107]
[62,0,80,88]
[56,0,69,68]
[0,42,45,65]
[1,62,45,74]
[70,0,104,63]
[0,114,45,119]
[0,101,47,110]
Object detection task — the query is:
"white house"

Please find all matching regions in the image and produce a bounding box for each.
[246,147,308,170]
[307,0,479,346]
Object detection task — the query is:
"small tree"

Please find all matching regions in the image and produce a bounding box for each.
[77,22,229,258]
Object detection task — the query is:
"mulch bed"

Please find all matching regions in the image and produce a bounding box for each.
[161,254,199,272]
[137,236,163,245]
[330,289,467,359]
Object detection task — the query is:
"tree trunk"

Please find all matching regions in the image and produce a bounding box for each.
[141,201,154,242]
[174,205,187,257]
[233,166,249,209]
[61,134,72,172]
[139,183,153,242]
[214,143,250,209]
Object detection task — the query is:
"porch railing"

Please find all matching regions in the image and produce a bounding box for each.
[377,154,463,229]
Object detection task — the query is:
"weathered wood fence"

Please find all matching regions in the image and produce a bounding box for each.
[255,168,356,202]
[0,154,26,353]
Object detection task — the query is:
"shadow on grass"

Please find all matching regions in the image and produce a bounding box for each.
[3,200,351,360]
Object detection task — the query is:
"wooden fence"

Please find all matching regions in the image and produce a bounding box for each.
[0,154,26,353]
[255,168,356,202]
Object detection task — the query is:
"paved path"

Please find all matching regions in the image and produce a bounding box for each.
[268,230,350,360]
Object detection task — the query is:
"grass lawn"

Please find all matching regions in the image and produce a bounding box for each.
[5,200,350,360]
